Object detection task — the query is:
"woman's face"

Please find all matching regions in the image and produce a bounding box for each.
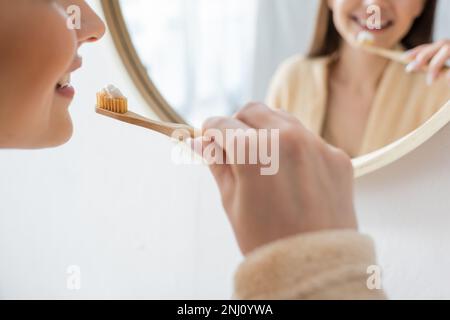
[0,0,105,149]
[327,0,426,49]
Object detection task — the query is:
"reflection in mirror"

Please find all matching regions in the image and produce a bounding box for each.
[119,0,450,157]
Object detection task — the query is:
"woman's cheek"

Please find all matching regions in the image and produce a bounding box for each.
[392,7,420,43]
[34,4,77,147]
[25,4,77,147]
[42,6,77,91]
[398,0,426,19]
[394,0,425,31]
[330,0,358,37]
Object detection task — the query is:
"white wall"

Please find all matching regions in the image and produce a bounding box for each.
[0,0,240,299]
[356,121,450,299]
[0,0,449,299]
[252,0,318,100]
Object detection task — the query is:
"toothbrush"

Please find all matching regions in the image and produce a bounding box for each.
[355,31,412,65]
[95,85,198,138]
[356,31,450,72]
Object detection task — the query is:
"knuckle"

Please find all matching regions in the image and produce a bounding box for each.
[238,102,264,116]
[236,102,274,126]
[203,116,226,131]
[279,123,301,143]
[328,147,353,172]
[276,108,302,124]
[279,123,311,155]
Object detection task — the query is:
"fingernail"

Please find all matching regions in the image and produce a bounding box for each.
[406,61,418,73]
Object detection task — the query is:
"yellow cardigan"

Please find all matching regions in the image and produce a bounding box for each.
[266,54,450,156]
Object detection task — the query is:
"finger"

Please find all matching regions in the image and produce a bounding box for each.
[202,116,256,176]
[274,108,304,124]
[404,44,428,61]
[207,145,234,199]
[234,102,293,129]
[207,152,235,208]
[187,136,211,158]
[186,132,233,188]
[410,42,442,71]
[190,134,235,194]
[233,103,315,177]
[203,116,252,150]
[428,45,450,84]
[266,104,306,125]
[235,103,320,155]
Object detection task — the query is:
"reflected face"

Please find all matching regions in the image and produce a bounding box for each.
[0,0,105,149]
[327,0,426,48]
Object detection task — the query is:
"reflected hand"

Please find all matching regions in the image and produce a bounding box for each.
[405,39,450,85]
[197,103,357,255]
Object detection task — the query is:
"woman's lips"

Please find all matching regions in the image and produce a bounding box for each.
[55,56,82,100]
[351,15,394,32]
[56,84,75,99]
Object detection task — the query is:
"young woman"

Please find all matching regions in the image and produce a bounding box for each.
[1,0,383,299]
[0,0,105,149]
[267,0,450,157]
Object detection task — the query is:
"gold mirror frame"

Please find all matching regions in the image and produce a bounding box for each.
[101,0,185,124]
[101,0,450,178]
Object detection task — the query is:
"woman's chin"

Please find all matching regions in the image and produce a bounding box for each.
[29,114,74,149]
[41,96,75,147]
[10,94,77,149]
[46,117,74,148]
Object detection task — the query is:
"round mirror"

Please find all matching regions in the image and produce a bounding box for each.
[102,0,450,160]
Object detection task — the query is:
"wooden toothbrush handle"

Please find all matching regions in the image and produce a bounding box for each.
[364,46,410,65]
[365,46,450,71]
[96,107,198,138]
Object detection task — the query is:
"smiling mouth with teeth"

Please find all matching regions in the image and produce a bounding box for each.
[54,55,82,100]
[351,15,394,31]
[55,73,76,99]
[56,74,71,89]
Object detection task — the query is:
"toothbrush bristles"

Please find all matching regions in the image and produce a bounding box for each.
[356,31,375,46]
[96,92,128,114]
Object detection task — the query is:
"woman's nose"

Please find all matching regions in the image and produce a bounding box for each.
[76,3,106,44]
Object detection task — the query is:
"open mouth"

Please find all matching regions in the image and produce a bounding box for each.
[55,55,82,99]
[350,15,394,32]
[55,73,75,99]
[56,74,71,90]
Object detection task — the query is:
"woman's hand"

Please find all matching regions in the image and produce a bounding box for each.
[195,103,357,255]
[405,39,450,86]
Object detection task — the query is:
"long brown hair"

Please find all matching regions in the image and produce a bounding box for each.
[308,0,438,58]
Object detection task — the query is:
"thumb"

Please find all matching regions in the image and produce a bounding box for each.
[187,136,234,199]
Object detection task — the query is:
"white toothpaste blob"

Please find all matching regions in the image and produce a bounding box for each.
[356,31,375,46]
[102,84,125,99]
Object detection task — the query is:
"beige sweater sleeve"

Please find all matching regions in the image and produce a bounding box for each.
[233,230,386,300]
